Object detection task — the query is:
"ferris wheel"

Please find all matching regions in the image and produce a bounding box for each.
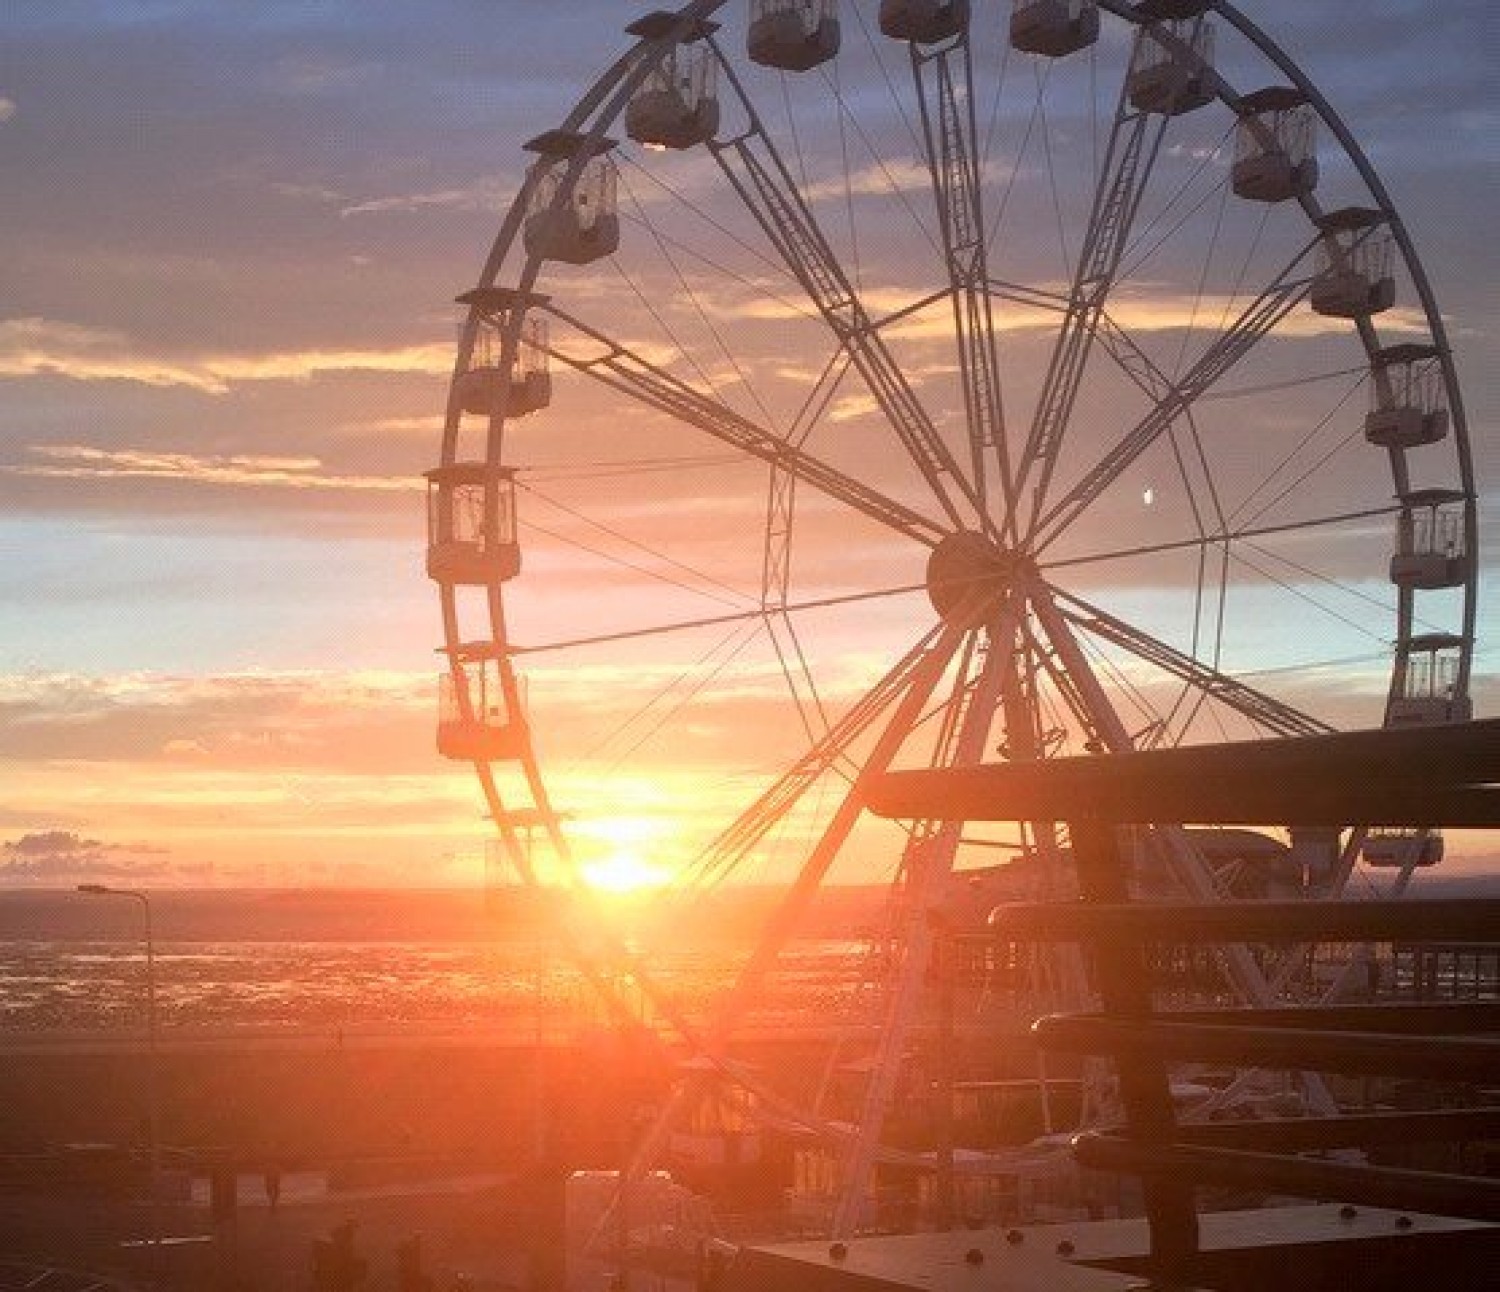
[427,0,1476,1235]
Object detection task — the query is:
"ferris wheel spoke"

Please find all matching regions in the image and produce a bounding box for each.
[505,580,925,658]
[905,28,1014,525]
[1026,588,1347,1101]
[534,301,945,548]
[1092,309,1175,404]
[989,275,1071,314]
[675,620,951,895]
[705,39,989,535]
[1088,317,1228,543]
[1046,583,1334,739]
[695,622,969,1036]
[1041,503,1405,574]
[1033,229,1327,553]
[1012,72,1171,535]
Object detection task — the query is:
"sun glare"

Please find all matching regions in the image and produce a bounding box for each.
[579,851,668,894]
[577,817,671,894]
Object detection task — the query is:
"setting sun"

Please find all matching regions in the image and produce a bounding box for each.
[577,817,671,893]
[578,851,669,894]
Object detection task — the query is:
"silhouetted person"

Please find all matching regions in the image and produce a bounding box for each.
[312,1219,367,1291]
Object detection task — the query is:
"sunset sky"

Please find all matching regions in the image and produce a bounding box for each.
[3,2,1495,890]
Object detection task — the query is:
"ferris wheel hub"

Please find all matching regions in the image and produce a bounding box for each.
[926,530,1033,628]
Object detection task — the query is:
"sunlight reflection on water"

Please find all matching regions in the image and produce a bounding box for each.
[0,938,868,1033]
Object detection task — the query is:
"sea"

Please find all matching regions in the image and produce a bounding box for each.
[0,886,879,1036]
[2,877,1494,1035]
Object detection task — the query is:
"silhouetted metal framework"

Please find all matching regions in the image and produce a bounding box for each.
[867,717,1500,1287]
[431,0,1481,1244]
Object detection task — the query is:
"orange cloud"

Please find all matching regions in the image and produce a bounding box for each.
[8,444,415,492]
[0,669,433,769]
[0,316,450,395]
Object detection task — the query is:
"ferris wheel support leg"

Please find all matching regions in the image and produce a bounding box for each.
[614,622,970,1218]
[830,608,1017,1238]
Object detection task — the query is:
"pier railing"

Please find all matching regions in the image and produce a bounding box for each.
[869,717,1500,1289]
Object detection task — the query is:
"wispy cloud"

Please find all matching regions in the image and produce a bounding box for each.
[0,668,433,771]
[683,277,1434,347]
[340,181,513,218]
[6,445,415,493]
[2,761,484,871]
[828,393,882,424]
[269,180,346,206]
[802,158,931,203]
[0,668,431,714]
[877,296,1434,346]
[0,317,450,395]
[1105,298,1434,341]
[264,52,384,96]
[335,414,439,437]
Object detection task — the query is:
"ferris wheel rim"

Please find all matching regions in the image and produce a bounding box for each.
[431,0,1479,1233]
[439,0,1476,710]
[437,0,1477,986]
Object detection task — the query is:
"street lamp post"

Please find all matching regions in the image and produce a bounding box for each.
[78,884,162,1280]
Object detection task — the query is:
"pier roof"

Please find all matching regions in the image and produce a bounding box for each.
[867,719,1500,827]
